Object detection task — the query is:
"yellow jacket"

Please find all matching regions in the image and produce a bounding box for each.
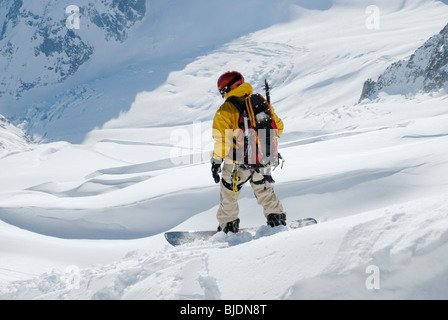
[212,82,284,162]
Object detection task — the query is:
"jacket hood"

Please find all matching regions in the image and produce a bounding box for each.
[226,82,253,99]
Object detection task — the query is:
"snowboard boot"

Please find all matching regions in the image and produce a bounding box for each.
[267,214,286,228]
[217,218,240,234]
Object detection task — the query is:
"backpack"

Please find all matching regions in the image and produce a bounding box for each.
[226,93,280,173]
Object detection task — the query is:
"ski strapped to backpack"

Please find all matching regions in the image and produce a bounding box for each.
[226,80,284,183]
[264,79,271,105]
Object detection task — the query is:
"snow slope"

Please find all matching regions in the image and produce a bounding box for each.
[0,0,321,143]
[1,0,448,300]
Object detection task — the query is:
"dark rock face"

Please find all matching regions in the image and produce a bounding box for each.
[0,0,146,99]
[360,23,448,102]
[89,0,146,42]
[0,113,31,153]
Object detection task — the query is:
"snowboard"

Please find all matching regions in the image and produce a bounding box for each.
[164,218,317,246]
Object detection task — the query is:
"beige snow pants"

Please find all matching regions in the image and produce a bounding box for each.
[217,163,286,230]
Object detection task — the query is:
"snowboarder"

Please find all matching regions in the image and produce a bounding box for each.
[211,71,287,233]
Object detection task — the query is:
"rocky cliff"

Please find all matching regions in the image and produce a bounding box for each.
[360,23,448,101]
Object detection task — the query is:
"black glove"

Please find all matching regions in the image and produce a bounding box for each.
[211,159,222,184]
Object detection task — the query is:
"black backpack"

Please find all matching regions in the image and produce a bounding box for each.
[226,93,280,171]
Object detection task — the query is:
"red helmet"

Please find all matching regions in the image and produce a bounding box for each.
[217,71,244,97]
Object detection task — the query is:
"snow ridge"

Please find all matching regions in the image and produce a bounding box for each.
[360,22,448,101]
[0,114,31,156]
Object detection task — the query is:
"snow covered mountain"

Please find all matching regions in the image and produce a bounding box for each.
[1,0,448,300]
[0,114,31,155]
[0,0,146,142]
[360,22,448,101]
[0,0,309,142]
